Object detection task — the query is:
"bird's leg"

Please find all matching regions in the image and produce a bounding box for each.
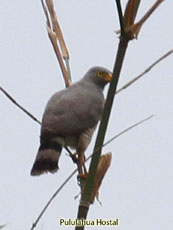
[76,128,95,179]
[79,154,88,177]
[77,151,88,180]
[77,150,85,176]
[82,156,88,176]
[76,150,87,192]
[65,147,86,179]
[65,146,86,180]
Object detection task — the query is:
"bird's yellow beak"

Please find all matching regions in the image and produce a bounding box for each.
[104,72,112,82]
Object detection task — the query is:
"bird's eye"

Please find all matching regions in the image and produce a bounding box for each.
[97,72,103,77]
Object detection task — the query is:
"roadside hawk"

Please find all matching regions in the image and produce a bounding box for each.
[31,66,112,176]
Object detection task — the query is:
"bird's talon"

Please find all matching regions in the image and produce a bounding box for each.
[77,172,88,180]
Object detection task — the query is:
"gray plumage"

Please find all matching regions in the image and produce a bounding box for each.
[31,66,112,176]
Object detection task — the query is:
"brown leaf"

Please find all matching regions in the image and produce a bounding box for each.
[91,153,112,204]
[124,0,140,28]
[116,0,165,40]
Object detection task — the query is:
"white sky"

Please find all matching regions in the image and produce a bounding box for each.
[0,0,173,230]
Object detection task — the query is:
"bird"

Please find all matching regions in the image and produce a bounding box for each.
[31,66,112,176]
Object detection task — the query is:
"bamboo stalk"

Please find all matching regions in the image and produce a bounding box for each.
[75,1,129,228]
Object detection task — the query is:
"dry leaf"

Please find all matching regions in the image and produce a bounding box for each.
[124,0,140,28]
[91,153,112,204]
[116,0,165,39]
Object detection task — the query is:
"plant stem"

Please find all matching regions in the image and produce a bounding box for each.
[75,38,129,230]
[115,0,125,37]
[74,2,130,228]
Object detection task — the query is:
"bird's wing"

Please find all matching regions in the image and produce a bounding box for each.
[41,82,104,137]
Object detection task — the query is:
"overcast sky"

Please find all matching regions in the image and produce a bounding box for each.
[0,0,173,230]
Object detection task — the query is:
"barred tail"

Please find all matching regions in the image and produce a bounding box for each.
[31,142,62,176]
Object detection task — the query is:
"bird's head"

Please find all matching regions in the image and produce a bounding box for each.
[85,66,112,88]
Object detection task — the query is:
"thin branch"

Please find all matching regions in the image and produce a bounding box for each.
[116,49,173,94]
[40,0,51,28]
[137,0,165,29]
[126,0,165,38]
[64,58,72,82]
[47,27,70,87]
[115,0,126,37]
[0,86,41,125]
[45,0,72,80]
[45,0,69,59]
[30,114,154,230]
[103,115,154,147]
[40,0,71,87]
[30,169,76,230]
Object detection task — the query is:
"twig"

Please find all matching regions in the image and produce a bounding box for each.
[47,27,70,87]
[0,86,41,125]
[30,114,154,230]
[64,58,72,82]
[116,0,165,39]
[103,115,154,147]
[127,0,165,38]
[136,0,165,31]
[40,0,71,87]
[45,0,69,59]
[46,0,72,82]
[116,49,173,94]
[30,169,76,230]
[41,0,51,28]
[115,0,125,37]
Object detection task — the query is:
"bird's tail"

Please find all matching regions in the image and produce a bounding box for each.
[30,142,62,176]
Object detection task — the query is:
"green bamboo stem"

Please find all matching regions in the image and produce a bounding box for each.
[75,1,140,229]
[75,39,129,230]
